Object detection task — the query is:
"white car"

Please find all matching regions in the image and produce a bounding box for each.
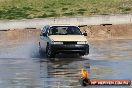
[39,25,89,58]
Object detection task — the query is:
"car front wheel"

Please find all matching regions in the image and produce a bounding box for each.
[79,53,85,56]
[46,45,55,58]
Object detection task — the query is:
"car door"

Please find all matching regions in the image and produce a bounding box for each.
[40,26,49,51]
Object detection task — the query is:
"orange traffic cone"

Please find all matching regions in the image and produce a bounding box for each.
[81,68,88,78]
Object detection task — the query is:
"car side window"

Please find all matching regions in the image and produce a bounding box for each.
[41,26,46,34]
[40,26,49,36]
[45,26,49,34]
[40,26,46,36]
[43,26,46,33]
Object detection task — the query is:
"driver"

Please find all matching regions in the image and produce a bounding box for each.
[52,28,58,35]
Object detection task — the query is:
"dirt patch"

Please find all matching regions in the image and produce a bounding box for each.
[80,24,132,40]
[1,24,132,41]
[0,29,40,47]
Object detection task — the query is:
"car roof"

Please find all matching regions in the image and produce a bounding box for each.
[45,24,78,27]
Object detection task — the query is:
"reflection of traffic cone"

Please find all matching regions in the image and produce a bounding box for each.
[79,68,91,86]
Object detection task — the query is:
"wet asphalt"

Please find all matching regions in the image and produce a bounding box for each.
[0,30,132,88]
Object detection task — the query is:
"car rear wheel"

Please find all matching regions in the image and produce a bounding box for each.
[46,45,55,58]
[39,42,43,55]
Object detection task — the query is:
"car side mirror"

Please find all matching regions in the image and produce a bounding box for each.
[83,33,87,36]
[42,33,47,36]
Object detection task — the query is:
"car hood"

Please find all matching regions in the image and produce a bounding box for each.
[49,35,87,42]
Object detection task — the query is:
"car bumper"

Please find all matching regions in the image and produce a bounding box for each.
[50,44,89,54]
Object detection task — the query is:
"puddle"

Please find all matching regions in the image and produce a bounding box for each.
[0,30,132,88]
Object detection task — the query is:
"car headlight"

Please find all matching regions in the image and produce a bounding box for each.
[52,41,63,44]
[77,41,87,44]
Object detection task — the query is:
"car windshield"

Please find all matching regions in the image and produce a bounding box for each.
[49,26,82,35]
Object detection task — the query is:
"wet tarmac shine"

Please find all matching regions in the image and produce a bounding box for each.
[0,30,132,88]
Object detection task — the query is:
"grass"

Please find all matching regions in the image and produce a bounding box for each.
[0,0,132,19]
